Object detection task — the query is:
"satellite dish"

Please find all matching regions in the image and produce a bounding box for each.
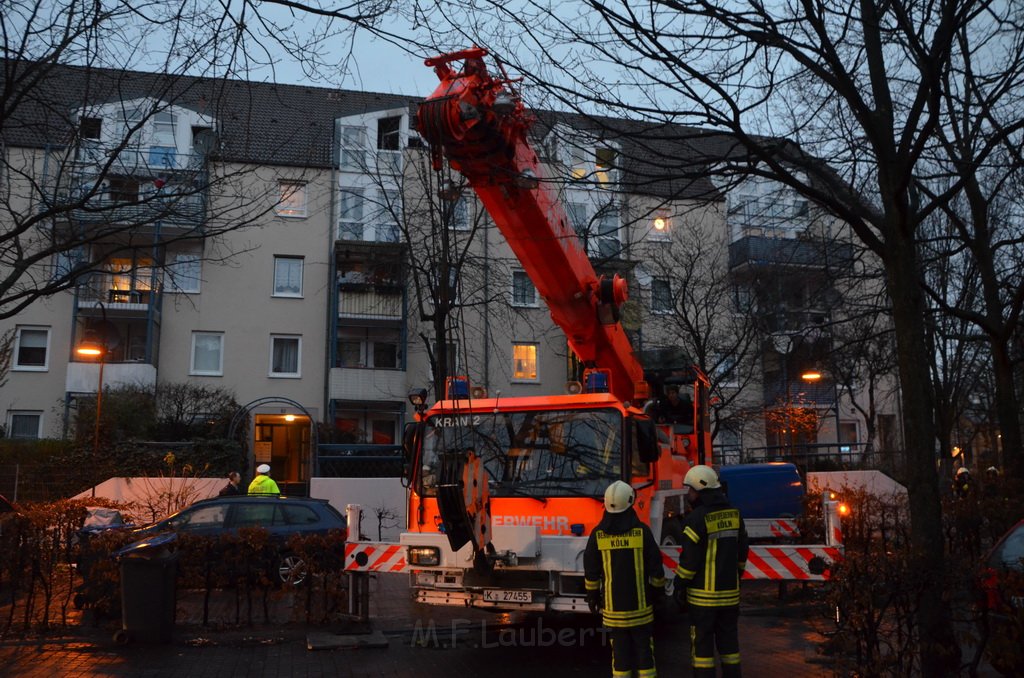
[620,300,643,331]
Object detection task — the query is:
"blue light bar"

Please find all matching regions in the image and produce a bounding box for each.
[585,371,609,393]
[446,376,470,399]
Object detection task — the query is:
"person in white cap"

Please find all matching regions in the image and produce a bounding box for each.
[247,463,280,496]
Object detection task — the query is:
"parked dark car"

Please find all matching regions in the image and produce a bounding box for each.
[980,518,1024,676]
[117,495,347,584]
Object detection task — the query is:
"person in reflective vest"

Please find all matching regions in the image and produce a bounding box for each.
[674,465,748,678]
[584,480,666,678]
[247,464,280,496]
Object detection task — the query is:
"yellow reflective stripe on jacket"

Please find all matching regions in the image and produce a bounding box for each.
[686,588,740,606]
[603,606,654,627]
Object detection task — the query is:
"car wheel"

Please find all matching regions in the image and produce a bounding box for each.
[277,553,308,586]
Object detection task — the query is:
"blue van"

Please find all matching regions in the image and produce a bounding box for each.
[717,462,804,519]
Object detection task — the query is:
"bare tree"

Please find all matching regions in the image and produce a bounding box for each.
[1,0,401,319]
[395,0,1024,670]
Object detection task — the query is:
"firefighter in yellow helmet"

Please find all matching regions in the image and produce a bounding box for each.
[584,480,665,678]
[674,465,748,678]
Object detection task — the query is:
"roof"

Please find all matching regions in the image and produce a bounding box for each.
[1,60,416,168]
[2,59,744,199]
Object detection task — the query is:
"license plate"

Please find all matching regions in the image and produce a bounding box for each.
[483,589,532,603]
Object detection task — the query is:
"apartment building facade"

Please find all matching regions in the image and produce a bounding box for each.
[0,62,899,488]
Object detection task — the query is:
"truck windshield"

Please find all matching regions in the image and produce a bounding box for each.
[420,408,622,498]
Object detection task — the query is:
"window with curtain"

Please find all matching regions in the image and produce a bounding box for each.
[7,411,42,439]
[273,256,303,297]
[191,332,224,375]
[270,335,301,377]
[651,278,673,314]
[512,342,539,382]
[276,181,307,218]
[166,253,201,293]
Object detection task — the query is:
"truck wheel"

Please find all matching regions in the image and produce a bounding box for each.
[113,629,130,645]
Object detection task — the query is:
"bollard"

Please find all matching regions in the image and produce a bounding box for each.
[345,504,370,621]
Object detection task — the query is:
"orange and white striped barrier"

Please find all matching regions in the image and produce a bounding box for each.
[344,542,409,573]
[660,544,842,581]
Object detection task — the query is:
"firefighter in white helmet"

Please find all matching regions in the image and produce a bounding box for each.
[674,465,748,678]
[584,480,665,677]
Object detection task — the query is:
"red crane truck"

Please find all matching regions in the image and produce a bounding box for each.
[342,48,843,612]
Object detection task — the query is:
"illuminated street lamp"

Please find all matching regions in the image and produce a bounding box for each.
[801,369,842,454]
[76,331,107,497]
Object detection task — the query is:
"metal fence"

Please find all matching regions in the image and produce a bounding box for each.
[316,444,403,478]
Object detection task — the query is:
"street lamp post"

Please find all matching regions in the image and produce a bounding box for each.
[76,332,107,497]
[801,370,842,458]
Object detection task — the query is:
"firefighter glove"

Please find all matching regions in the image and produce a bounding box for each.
[586,590,602,615]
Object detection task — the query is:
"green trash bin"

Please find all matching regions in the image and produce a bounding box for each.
[114,533,178,644]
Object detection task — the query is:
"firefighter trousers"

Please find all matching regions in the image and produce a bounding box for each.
[608,624,656,678]
[689,604,741,678]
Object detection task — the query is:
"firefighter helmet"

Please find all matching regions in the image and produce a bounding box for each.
[684,465,720,491]
[604,481,635,514]
[955,467,969,477]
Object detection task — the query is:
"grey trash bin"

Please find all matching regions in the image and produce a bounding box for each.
[114,533,178,644]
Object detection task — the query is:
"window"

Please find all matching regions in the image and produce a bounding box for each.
[108,177,139,204]
[377,190,400,242]
[166,253,201,293]
[449,197,469,231]
[6,411,42,439]
[276,181,307,218]
[596,207,620,258]
[511,270,538,307]
[340,125,367,170]
[14,326,50,370]
[651,279,673,314]
[80,117,101,139]
[333,407,403,444]
[273,256,303,297]
[148,146,176,168]
[153,111,176,143]
[190,332,224,376]
[567,202,588,239]
[270,335,301,377]
[594,147,617,185]
[376,116,402,174]
[336,327,402,368]
[512,342,539,382]
[650,210,672,241]
[338,188,365,240]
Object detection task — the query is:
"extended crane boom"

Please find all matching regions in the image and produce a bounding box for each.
[417,48,648,403]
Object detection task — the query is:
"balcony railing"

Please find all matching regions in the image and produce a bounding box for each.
[338,287,403,319]
[728,235,854,270]
[67,194,206,230]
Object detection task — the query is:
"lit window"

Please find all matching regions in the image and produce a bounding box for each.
[512,343,539,382]
[190,332,224,376]
[650,211,672,241]
[270,335,301,377]
[651,279,673,314]
[276,181,307,218]
[13,327,50,371]
[273,256,303,297]
[166,253,201,293]
[511,271,538,307]
[7,411,42,439]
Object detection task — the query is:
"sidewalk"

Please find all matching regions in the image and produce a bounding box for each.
[0,579,840,677]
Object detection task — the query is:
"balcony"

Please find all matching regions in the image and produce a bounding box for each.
[728,235,854,272]
[77,278,161,318]
[66,361,157,394]
[329,367,407,401]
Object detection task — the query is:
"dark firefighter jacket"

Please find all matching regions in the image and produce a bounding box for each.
[675,489,749,607]
[584,508,666,628]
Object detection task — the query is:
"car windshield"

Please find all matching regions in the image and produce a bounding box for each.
[420,407,622,498]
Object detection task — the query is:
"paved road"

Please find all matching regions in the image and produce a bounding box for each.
[0,578,840,677]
